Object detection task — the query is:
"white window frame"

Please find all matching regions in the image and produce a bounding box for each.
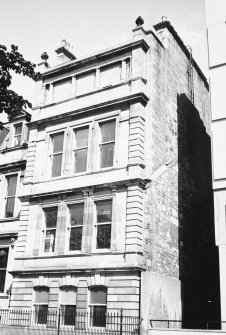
[13,122,23,147]
[53,77,72,102]
[88,286,107,328]
[93,197,113,252]
[42,206,58,254]
[59,286,77,327]
[75,70,96,96]
[66,200,85,253]
[33,286,49,326]
[100,61,122,88]
[0,247,9,294]
[72,125,91,174]
[98,118,117,170]
[2,172,20,219]
[48,131,66,178]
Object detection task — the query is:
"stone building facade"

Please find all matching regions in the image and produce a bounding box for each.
[206,0,226,325]
[0,19,219,328]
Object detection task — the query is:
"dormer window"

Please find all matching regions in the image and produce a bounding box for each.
[14,123,22,146]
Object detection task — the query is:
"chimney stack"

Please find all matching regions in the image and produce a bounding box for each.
[55,39,76,65]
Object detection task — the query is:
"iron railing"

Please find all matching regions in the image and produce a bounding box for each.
[0,309,140,335]
[150,319,223,330]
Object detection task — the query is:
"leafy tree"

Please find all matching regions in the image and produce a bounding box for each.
[0,44,36,121]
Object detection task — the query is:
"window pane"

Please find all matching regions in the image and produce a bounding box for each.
[96,201,112,223]
[90,287,107,304]
[100,143,114,168]
[14,135,21,146]
[45,208,58,228]
[69,204,84,226]
[53,79,71,102]
[62,305,76,326]
[69,227,83,250]
[7,175,17,196]
[101,121,115,143]
[0,126,9,146]
[14,124,22,135]
[35,305,48,324]
[44,230,56,252]
[5,197,15,218]
[0,249,8,268]
[52,133,64,153]
[75,128,88,148]
[35,287,49,303]
[74,149,88,172]
[92,306,106,327]
[97,224,111,249]
[0,270,6,293]
[101,63,121,87]
[52,154,63,177]
[76,71,95,95]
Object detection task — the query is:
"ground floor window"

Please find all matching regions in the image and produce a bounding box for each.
[60,286,77,326]
[34,287,49,324]
[90,286,107,327]
[0,248,9,293]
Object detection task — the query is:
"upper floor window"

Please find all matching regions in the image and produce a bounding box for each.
[99,120,116,168]
[5,174,18,218]
[13,123,22,146]
[73,127,89,173]
[0,125,9,146]
[76,71,96,96]
[95,200,112,249]
[50,132,64,177]
[90,286,107,327]
[53,79,71,102]
[34,287,49,324]
[68,203,84,251]
[0,248,9,293]
[43,207,58,253]
[100,63,121,88]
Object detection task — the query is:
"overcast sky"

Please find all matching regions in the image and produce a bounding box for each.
[1,0,208,122]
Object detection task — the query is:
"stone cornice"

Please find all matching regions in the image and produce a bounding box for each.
[28,92,149,129]
[1,143,28,154]
[19,177,149,201]
[0,159,26,171]
[37,39,149,81]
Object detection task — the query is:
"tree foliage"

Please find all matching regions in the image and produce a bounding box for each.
[0,44,36,121]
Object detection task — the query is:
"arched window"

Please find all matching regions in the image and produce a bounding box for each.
[89,286,107,327]
[60,286,77,326]
[34,286,49,324]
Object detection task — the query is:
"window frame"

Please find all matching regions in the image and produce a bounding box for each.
[13,122,23,147]
[42,206,58,254]
[72,125,90,174]
[60,286,77,327]
[75,70,96,96]
[66,201,85,253]
[53,78,72,102]
[100,61,122,88]
[93,198,113,251]
[3,172,19,219]
[89,286,107,328]
[33,286,49,325]
[48,131,66,178]
[98,118,116,169]
[0,247,9,294]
